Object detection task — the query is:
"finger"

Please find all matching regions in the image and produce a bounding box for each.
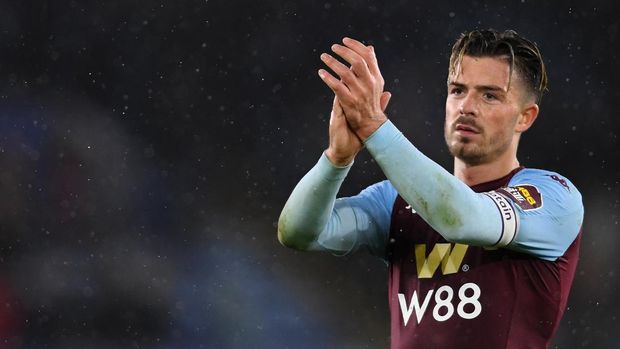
[341,37,373,60]
[334,96,363,143]
[318,69,354,102]
[380,91,392,112]
[320,53,363,93]
[342,38,383,80]
[331,44,372,81]
[366,45,384,81]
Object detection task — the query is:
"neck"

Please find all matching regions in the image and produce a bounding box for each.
[453,149,520,186]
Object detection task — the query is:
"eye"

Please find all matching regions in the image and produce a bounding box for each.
[450,87,464,96]
[483,92,498,101]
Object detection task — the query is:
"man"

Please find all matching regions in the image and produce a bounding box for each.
[277,29,583,348]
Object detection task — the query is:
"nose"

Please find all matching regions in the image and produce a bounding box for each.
[458,93,477,116]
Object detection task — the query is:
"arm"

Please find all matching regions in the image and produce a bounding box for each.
[277,152,397,256]
[277,152,351,251]
[316,111,581,260]
[278,42,393,254]
[318,39,514,247]
[364,120,517,247]
[318,38,582,259]
[499,169,584,260]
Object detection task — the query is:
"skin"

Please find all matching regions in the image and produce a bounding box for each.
[319,38,391,166]
[445,55,539,185]
[319,38,540,185]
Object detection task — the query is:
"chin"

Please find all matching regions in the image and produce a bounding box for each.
[449,143,487,165]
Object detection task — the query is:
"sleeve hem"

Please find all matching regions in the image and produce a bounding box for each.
[363,119,401,154]
[317,151,352,181]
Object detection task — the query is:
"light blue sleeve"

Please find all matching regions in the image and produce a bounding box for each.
[496,169,584,261]
[362,119,582,261]
[364,120,519,247]
[277,152,397,257]
[318,179,397,256]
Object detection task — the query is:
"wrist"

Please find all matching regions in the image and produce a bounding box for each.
[355,114,388,141]
[325,148,356,167]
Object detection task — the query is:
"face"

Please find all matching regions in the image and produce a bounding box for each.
[444,55,529,165]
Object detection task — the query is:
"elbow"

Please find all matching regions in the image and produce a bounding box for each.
[277,229,311,251]
[277,226,296,249]
[276,216,294,248]
[277,214,313,251]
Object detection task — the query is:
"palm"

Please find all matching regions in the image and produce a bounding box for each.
[327,97,362,165]
[326,93,391,166]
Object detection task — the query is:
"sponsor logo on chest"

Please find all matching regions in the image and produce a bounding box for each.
[398,242,482,325]
[414,243,469,278]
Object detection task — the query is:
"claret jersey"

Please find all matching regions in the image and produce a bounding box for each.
[279,121,584,349]
[387,167,582,348]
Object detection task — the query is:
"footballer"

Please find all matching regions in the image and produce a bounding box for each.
[278,29,583,348]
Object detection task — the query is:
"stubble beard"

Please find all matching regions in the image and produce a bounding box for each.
[444,127,512,166]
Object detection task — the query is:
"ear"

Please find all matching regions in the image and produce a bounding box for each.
[515,103,539,133]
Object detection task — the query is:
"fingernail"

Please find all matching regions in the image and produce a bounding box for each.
[343,37,351,42]
[318,70,326,78]
[320,53,329,60]
[331,44,339,50]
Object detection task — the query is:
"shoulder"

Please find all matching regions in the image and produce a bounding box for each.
[509,168,581,196]
[511,168,578,187]
[504,168,583,214]
[499,168,584,260]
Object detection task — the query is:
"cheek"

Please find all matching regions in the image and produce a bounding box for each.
[445,98,456,113]
[489,108,519,129]
[488,117,516,141]
[445,101,458,121]
[500,110,521,132]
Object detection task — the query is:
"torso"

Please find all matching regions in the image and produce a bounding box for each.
[387,169,581,349]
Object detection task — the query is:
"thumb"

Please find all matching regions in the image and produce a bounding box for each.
[330,96,344,125]
[380,91,392,112]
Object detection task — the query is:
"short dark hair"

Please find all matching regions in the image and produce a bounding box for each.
[449,29,548,103]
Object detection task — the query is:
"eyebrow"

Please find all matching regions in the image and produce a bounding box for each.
[448,81,507,93]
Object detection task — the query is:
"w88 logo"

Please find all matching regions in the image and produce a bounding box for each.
[397,283,482,325]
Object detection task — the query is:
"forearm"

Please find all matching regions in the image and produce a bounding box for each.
[364,120,509,246]
[277,152,351,250]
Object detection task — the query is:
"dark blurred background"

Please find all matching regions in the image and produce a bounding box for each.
[0,0,618,348]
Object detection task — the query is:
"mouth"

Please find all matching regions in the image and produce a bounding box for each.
[454,123,480,136]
